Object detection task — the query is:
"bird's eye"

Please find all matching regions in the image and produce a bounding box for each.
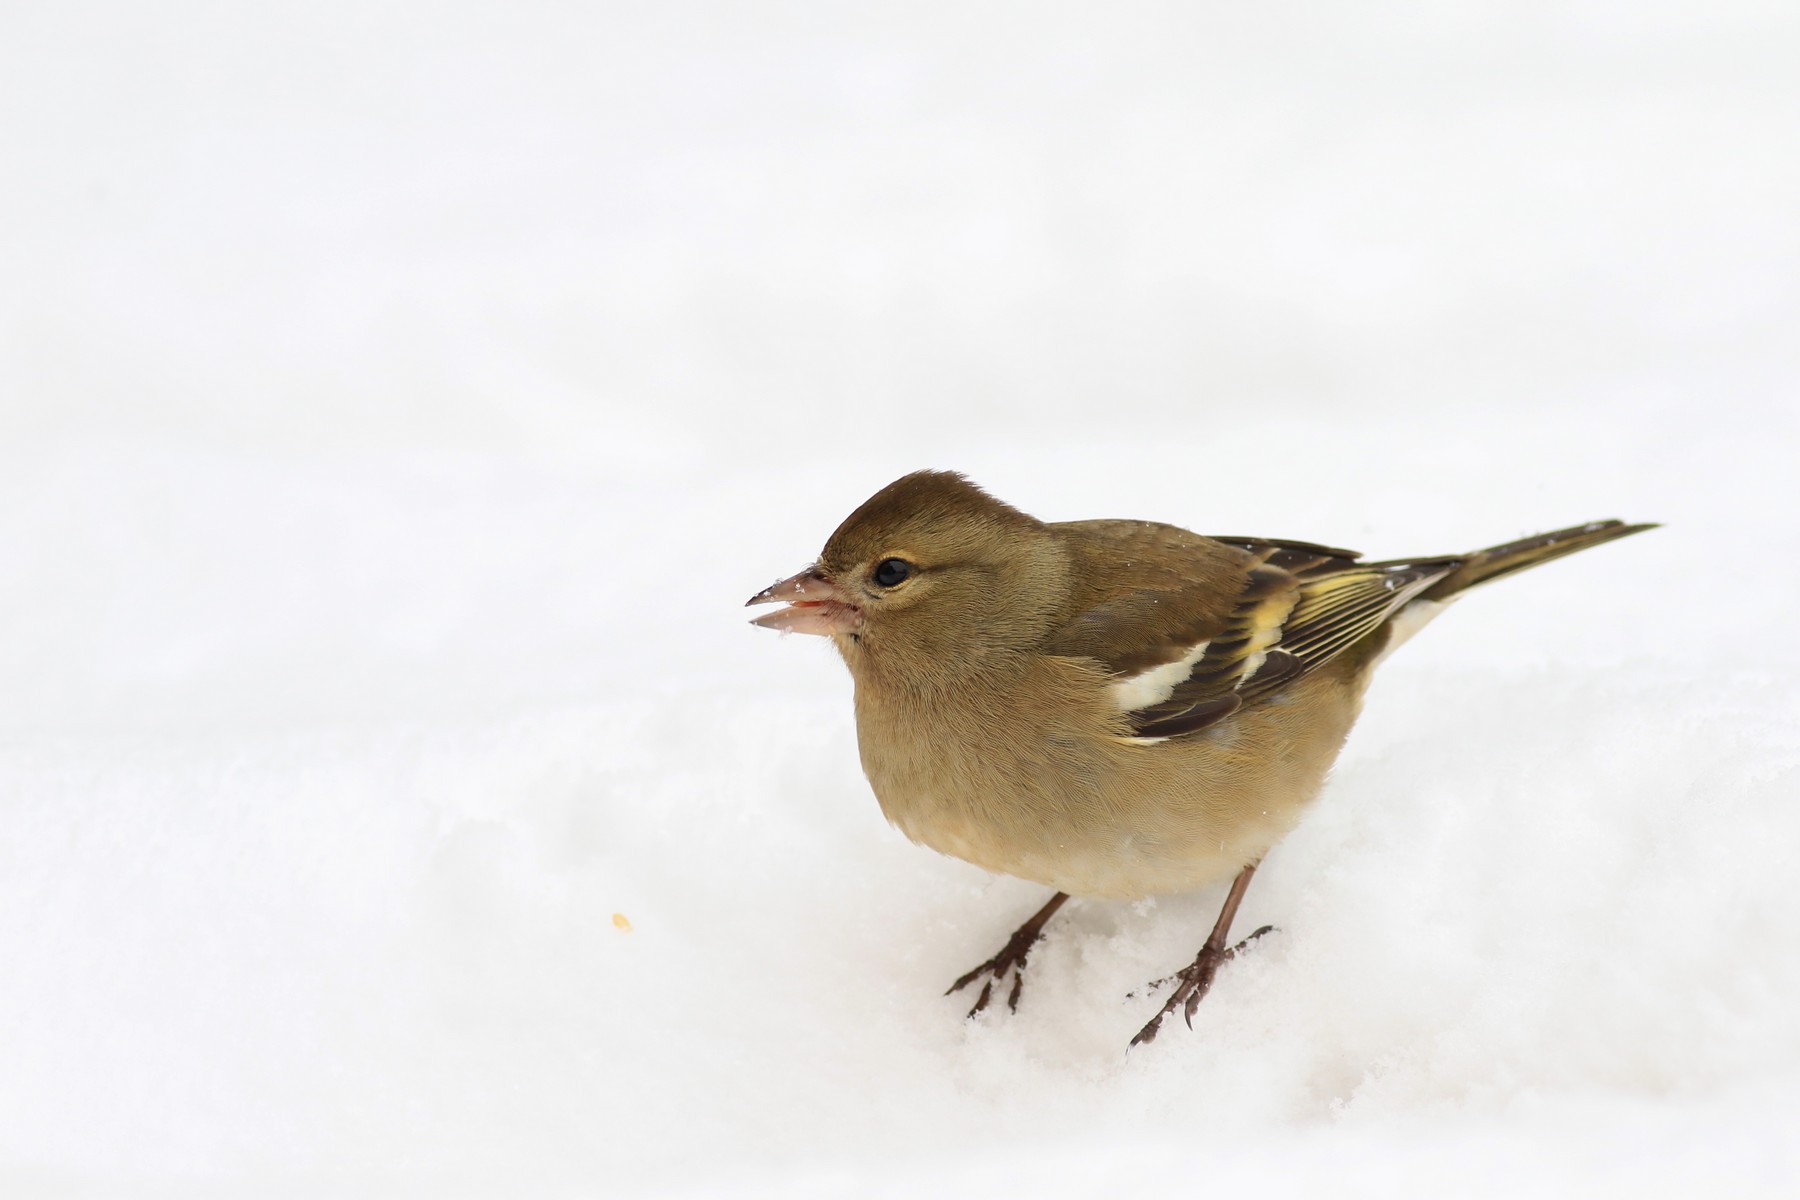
[873,558,913,587]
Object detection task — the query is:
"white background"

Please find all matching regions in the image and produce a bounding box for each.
[3,2,1797,1196]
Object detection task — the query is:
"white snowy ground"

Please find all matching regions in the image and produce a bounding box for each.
[4,3,1799,1196]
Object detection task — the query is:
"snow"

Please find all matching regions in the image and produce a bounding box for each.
[4,2,1799,1195]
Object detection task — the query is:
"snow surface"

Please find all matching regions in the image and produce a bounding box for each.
[4,2,1799,1196]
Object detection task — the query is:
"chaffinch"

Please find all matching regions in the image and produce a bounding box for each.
[746,471,1653,1046]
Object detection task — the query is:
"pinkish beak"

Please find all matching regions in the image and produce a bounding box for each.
[745,567,865,636]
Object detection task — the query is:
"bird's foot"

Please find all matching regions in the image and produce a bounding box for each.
[947,923,1050,1018]
[1128,924,1274,1048]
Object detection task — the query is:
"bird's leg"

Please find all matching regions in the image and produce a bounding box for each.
[1130,861,1272,1048]
[946,891,1070,1017]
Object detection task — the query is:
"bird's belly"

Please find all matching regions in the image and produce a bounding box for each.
[855,658,1365,901]
[862,720,1328,901]
[913,817,1275,899]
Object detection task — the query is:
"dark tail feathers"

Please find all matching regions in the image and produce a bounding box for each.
[1416,519,1658,601]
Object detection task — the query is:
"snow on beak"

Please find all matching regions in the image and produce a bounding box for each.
[744,568,865,636]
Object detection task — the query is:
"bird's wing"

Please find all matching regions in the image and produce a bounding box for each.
[1049,525,1457,739]
[1044,520,1267,677]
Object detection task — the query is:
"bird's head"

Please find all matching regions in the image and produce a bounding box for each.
[745,471,1069,680]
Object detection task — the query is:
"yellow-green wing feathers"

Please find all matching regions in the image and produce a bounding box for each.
[1122,554,1451,737]
[1059,521,1654,742]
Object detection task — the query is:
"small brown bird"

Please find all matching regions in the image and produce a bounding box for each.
[746,471,1653,1046]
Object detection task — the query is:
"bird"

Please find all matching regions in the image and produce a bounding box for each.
[745,470,1654,1047]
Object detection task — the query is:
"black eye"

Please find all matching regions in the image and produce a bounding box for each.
[873,558,913,587]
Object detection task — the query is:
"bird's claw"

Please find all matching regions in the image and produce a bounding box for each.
[947,926,1047,1018]
[1129,924,1276,1048]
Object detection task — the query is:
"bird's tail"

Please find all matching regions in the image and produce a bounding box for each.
[1416,519,1658,601]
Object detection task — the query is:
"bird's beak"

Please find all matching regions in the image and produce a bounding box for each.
[745,567,865,636]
